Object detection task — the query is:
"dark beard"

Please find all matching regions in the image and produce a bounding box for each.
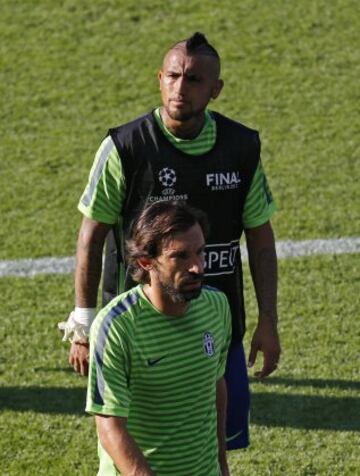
[158,277,203,303]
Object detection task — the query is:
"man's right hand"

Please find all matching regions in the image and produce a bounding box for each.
[69,217,112,376]
[69,341,90,376]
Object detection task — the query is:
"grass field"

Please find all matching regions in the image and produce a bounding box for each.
[1,0,359,474]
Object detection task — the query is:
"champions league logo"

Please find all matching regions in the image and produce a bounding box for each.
[149,167,188,202]
[158,168,177,188]
[203,332,215,357]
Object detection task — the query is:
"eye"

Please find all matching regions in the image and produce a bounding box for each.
[173,251,188,260]
[186,74,200,82]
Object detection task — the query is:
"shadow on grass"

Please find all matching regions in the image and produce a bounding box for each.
[0,382,359,431]
[251,392,360,431]
[0,387,86,416]
[248,376,360,431]
[250,376,360,392]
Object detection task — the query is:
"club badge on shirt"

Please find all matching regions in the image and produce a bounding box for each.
[203,332,215,357]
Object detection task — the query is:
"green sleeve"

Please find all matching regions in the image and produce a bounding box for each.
[86,308,132,417]
[217,297,232,379]
[242,162,277,229]
[78,136,126,225]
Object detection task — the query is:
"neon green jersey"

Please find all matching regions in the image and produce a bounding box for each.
[86,285,232,476]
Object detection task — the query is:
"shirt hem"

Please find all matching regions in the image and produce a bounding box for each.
[78,203,117,225]
[86,404,129,418]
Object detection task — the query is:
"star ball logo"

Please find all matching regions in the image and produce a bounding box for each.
[158,167,177,188]
[149,167,188,202]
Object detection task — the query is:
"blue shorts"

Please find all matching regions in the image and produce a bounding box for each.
[224,342,250,450]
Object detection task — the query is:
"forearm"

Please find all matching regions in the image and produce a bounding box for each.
[96,415,154,476]
[75,242,103,308]
[75,217,111,308]
[245,222,278,323]
[216,378,228,474]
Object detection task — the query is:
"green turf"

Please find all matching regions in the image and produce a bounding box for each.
[1,256,359,475]
[1,0,359,474]
[0,0,359,259]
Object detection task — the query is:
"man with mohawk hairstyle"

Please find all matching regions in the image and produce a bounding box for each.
[60,32,281,452]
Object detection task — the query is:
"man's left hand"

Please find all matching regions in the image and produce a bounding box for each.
[69,341,90,376]
[248,318,281,379]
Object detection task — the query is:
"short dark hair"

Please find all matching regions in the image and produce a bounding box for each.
[126,201,209,284]
[172,32,220,60]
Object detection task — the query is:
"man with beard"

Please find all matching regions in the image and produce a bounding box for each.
[86,201,231,476]
[60,32,280,451]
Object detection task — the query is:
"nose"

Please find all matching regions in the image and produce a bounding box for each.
[188,255,204,275]
[175,75,187,95]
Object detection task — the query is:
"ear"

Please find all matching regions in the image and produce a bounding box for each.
[211,79,224,100]
[158,70,163,88]
[137,256,153,271]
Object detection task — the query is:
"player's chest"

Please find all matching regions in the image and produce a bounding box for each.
[138,152,244,205]
[129,318,223,391]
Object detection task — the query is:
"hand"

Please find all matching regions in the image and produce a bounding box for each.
[69,341,90,376]
[248,318,281,379]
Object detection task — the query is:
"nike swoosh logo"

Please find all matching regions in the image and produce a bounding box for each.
[226,430,243,442]
[147,356,167,367]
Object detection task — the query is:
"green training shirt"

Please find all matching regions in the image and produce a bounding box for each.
[86,285,232,476]
[78,109,276,228]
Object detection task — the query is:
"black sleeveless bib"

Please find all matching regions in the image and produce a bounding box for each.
[103,111,260,342]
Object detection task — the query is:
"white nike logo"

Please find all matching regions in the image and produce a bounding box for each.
[226,430,243,442]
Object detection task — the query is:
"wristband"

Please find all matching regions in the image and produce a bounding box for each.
[58,308,96,343]
[73,307,97,330]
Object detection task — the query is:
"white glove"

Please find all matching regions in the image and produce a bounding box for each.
[58,308,96,343]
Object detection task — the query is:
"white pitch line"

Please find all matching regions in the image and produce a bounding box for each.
[242,237,360,260]
[0,237,360,278]
[0,256,76,278]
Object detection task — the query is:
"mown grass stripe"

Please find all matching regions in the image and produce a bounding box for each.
[1,237,359,278]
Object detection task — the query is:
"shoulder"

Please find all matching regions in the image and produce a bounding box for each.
[109,111,154,140]
[96,135,117,155]
[91,287,142,338]
[201,285,230,308]
[89,135,119,169]
[199,287,231,334]
[210,110,259,136]
[107,287,141,313]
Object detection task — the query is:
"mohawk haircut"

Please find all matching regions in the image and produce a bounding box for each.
[173,32,220,59]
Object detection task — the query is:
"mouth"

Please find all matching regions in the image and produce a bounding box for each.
[170,98,188,106]
[181,279,203,290]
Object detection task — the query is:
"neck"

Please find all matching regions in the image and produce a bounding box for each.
[143,284,189,317]
[159,107,205,139]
